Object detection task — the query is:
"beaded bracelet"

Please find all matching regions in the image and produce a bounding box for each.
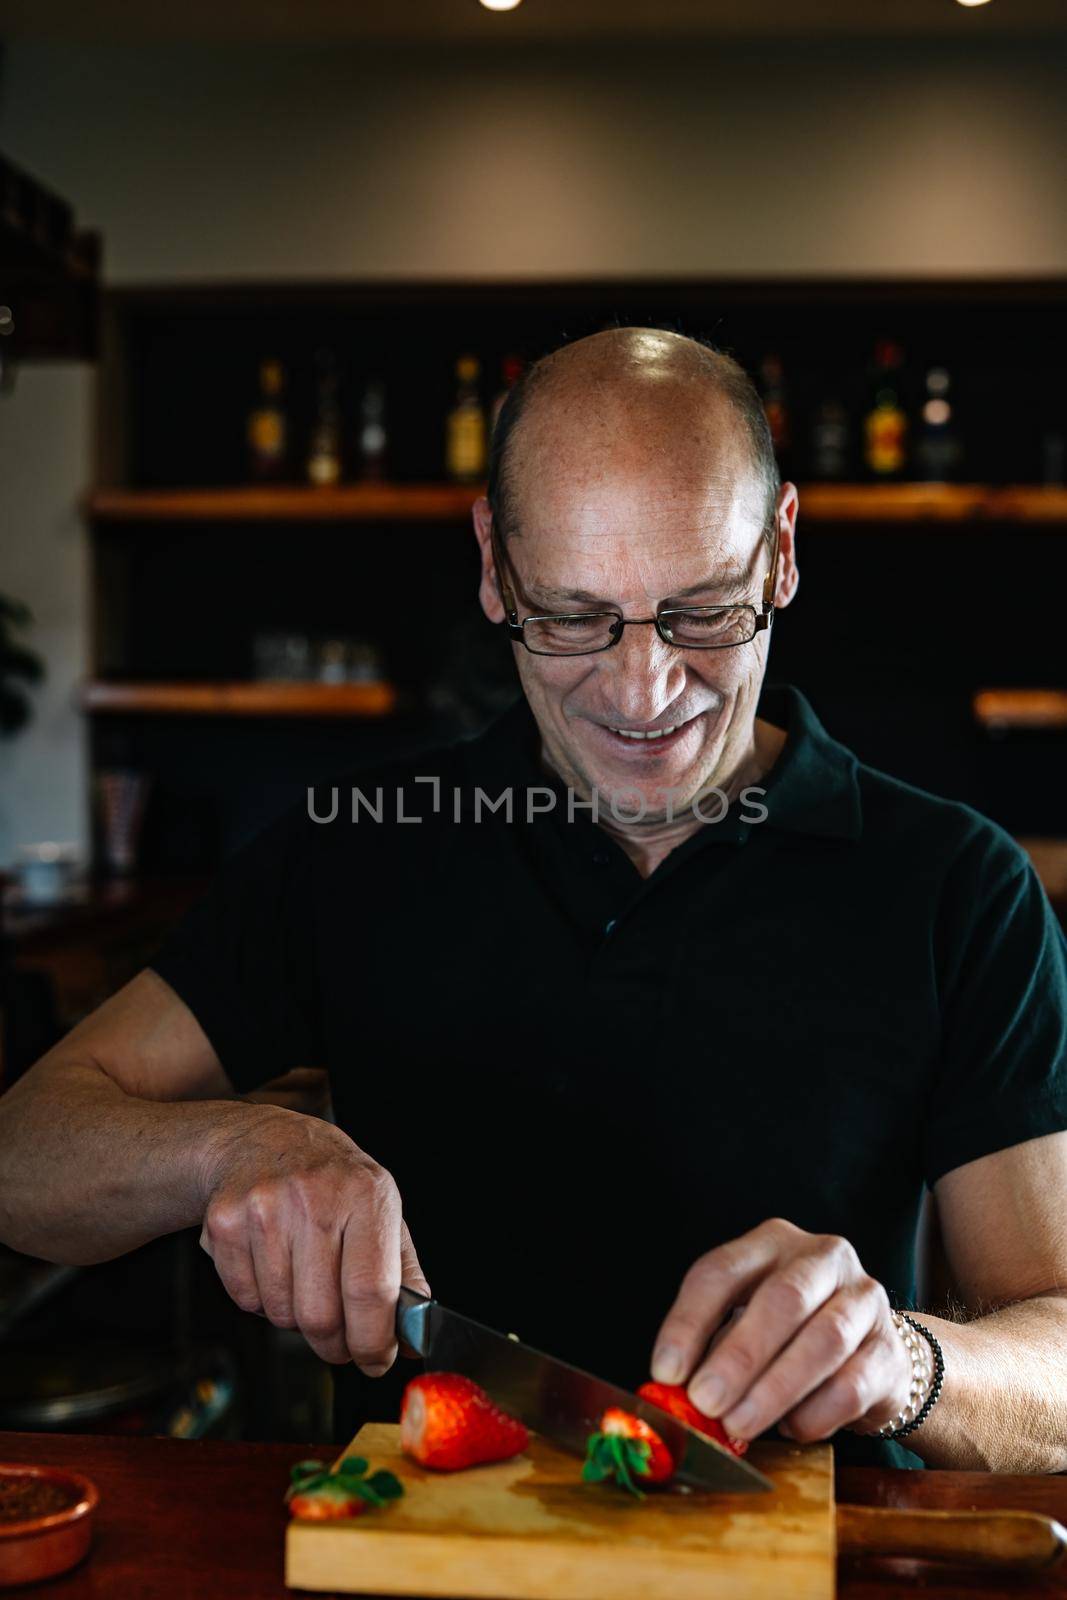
[873,1311,945,1441]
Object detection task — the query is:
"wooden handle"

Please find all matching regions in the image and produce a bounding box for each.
[837,1503,1067,1570]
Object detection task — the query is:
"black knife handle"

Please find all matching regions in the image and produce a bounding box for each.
[396,1283,434,1356]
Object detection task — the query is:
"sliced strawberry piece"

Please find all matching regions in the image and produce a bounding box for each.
[583,1407,674,1497]
[288,1481,368,1520]
[285,1455,404,1520]
[400,1373,529,1471]
[600,1408,675,1481]
[637,1380,749,1458]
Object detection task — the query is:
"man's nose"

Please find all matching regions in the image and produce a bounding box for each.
[596,620,686,724]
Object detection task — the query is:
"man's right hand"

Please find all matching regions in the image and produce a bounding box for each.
[199,1106,429,1373]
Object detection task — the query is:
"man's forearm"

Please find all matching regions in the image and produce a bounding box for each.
[901,1296,1067,1473]
[0,1056,271,1265]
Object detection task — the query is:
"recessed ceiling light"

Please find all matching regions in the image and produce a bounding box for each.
[955,0,993,7]
[479,0,523,11]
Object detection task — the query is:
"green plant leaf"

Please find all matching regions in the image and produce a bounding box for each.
[611,1435,645,1499]
[285,1475,332,1503]
[342,1479,380,1503]
[290,1454,403,1511]
[333,1469,404,1508]
[0,595,32,627]
[1,646,43,683]
[582,1431,651,1500]
[582,1433,614,1482]
[366,1470,404,1500]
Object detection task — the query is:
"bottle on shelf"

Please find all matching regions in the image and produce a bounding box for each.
[809,397,850,480]
[357,380,388,482]
[1042,428,1066,487]
[445,355,487,484]
[317,639,349,684]
[758,354,791,476]
[863,340,908,478]
[914,367,962,483]
[491,354,525,435]
[307,348,342,487]
[246,358,288,482]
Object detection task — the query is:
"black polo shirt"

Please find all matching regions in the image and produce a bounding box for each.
[151,682,1067,1469]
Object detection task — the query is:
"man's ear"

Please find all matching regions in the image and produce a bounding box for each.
[774,483,800,609]
[472,496,506,624]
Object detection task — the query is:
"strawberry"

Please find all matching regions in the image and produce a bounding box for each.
[600,1407,675,1482]
[637,1381,750,1458]
[285,1456,403,1521]
[582,1407,674,1498]
[289,1481,368,1521]
[400,1373,529,1471]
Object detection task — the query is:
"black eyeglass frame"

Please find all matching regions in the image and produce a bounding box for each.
[489,516,782,657]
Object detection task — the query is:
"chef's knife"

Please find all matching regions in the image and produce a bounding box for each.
[395,1285,772,1493]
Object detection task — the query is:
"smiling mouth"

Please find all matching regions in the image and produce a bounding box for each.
[594,711,708,752]
[611,722,686,741]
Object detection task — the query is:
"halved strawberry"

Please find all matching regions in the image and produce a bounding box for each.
[583,1407,674,1498]
[637,1381,749,1458]
[289,1481,368,1520]
[400,1373,529,1471]
[285,1455,404,1520]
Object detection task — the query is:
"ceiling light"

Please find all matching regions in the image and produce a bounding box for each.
[479,0,523,10]
[955,0,993,7]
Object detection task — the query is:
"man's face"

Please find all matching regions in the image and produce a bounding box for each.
[476,385,793,822]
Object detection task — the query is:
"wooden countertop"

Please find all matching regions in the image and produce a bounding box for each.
[0,1431,1064,1598]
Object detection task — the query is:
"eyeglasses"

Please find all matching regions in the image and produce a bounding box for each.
[490,518,781,658]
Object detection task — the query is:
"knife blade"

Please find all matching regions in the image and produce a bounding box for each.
[395,1285,772,1493]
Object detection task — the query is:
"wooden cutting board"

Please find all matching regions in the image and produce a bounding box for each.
[285,1423,835,1599]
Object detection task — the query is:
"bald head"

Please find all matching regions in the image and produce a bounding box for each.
[488,327,779,543]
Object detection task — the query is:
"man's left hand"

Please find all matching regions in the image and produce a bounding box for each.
[651,1218,913,1443]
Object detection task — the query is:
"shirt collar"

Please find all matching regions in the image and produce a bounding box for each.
[462,682,863,843]
[754,683,864,841]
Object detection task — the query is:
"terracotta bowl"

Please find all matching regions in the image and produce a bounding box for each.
[0,1462,99,1588]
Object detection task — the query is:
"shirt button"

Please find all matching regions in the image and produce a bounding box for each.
[592,850,611,867]
[604,917,617,936]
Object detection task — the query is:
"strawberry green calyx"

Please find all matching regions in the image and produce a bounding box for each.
[285,1455,404,1512]
[582,1431,653,1500]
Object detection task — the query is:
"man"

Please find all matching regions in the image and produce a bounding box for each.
[2,328,1066,1473]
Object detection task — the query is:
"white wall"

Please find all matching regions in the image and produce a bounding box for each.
[0,365,92,869]
[1,34,1065,867]
[3,37,1067,282]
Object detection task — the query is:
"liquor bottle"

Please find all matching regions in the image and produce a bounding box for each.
[863,341,908,478]
[809,397,850,480]
[758,354,791,475]
[914,368,962,483]
[246,358,288,481]
[491,354,524,435]
[445,355,487,483]
[357,380,388,481]
[1041,428,1065,487]
[307,349,342,487]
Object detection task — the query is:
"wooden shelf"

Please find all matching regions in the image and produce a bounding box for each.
[797,484,1067,523]
[973,689,1067,732]
[87,484,483,523]
[84,482,1067,526]
[1018,838,1067,907]
[801,484,982,522]
[81,680,398,718]
[972,486,1067,524]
